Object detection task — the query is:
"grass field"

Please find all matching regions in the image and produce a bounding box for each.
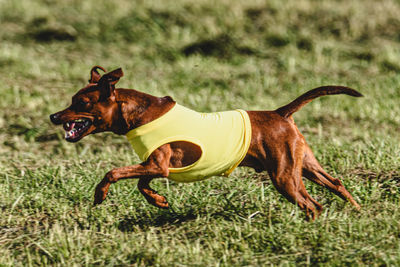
[1,0,400,265]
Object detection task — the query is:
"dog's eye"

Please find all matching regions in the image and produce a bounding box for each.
[75,99,90,110]
[79,100,89,106]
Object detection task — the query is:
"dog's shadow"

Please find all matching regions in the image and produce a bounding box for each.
[118,204,244,232]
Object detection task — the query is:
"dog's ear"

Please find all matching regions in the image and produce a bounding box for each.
[89,66,107,83]
[98,68,124,99]
[102,68,124,85]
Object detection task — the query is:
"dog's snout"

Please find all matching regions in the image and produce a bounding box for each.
[50,113,62,124]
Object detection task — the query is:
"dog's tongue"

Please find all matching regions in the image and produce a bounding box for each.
[63,122,75,131]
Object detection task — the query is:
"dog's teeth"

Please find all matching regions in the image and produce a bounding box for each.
[64,120,89,139]
[65,128,78,139]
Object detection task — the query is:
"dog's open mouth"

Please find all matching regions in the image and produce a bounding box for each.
[63,119,92,142]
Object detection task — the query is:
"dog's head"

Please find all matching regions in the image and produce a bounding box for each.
[50,66,124,142]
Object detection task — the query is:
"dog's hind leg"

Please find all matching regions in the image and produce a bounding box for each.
[266,139,322,219]
[269,168,321,220]
[298,178,323,215]
[302,145,360,210]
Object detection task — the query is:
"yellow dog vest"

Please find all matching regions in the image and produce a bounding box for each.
[126,104,251,183]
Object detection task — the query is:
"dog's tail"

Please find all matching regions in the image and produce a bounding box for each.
[275,86,363,119]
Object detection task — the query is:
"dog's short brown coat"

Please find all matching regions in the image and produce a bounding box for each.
[50,66,362,219]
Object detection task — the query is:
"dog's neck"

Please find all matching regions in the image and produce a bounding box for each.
[112,88,176,135]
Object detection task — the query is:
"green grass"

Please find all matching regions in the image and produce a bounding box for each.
[1,0,400,265]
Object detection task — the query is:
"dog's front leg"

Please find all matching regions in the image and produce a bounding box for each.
[93,145,171,206]
[137,177,169,209]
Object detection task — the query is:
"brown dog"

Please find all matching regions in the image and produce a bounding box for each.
[50,66,362,219]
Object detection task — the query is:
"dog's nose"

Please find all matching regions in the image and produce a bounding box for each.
[50,113,61,124]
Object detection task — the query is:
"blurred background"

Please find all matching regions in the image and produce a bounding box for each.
[0,0,400,265]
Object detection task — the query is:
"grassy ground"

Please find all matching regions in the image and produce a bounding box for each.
[1,0,400,265]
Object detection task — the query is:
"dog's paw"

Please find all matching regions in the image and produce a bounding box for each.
[147,194,169,209]
[93,192,105,205]
[93,194,104,205]
[93,182,110,205]
[154,197,169,209]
